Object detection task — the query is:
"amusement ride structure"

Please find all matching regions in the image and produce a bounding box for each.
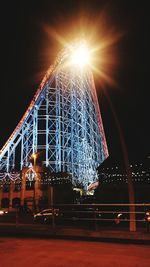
[0,40,108,189]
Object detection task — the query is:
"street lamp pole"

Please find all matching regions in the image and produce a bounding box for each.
[32,153,37,212]
[104,90,136,232]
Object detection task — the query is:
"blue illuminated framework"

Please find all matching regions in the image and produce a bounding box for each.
[0,43,108,189]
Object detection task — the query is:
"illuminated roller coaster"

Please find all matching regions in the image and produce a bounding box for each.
[0,41,108,189]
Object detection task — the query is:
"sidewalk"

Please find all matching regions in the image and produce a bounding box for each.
[0,223,150,243]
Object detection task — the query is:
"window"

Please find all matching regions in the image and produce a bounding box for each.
[14,183,22,192]
[1,198,9,208]
[26,181,34,190]
[12,198,21,208]
[3,184,10,193]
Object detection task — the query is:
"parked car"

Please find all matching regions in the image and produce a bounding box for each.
[33,208,59,223]
[114,213,128,225]
[0,210,8,216]
[145,211,150,222]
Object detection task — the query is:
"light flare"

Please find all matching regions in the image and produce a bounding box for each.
[42,15,124,87]
[70,42,91,67]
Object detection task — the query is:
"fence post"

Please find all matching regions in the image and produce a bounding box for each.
[16,206,19,227]
[50,186,55,233]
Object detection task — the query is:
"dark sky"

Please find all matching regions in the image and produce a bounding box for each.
[0,0,149,164]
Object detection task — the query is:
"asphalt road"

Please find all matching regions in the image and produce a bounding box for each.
[0,237,149,267]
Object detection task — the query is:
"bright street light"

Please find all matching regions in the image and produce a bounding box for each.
[31,153,37,167]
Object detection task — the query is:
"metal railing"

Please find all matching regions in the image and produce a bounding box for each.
[50,203,150,232]
[0,203,150,233]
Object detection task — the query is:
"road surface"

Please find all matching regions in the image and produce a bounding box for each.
[0,237,149,267]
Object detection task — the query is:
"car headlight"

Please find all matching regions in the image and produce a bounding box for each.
[0,210,4,215]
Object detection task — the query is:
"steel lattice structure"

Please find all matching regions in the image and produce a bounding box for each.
[0,43,108,189]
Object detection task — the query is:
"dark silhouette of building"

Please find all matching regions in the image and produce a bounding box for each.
[95,157,150,204]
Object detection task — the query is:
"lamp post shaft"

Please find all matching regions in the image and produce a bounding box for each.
[33,154,37,212]
[104,90,136,232]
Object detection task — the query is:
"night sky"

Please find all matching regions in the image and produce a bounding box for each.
[0,0,149,165]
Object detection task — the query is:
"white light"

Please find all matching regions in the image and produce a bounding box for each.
[70,43,90,67]
[0,210,4,215]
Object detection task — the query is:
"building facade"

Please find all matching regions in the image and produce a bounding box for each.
[0,166,73,211]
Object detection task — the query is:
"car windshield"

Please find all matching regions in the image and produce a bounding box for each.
[40,210,52,214]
